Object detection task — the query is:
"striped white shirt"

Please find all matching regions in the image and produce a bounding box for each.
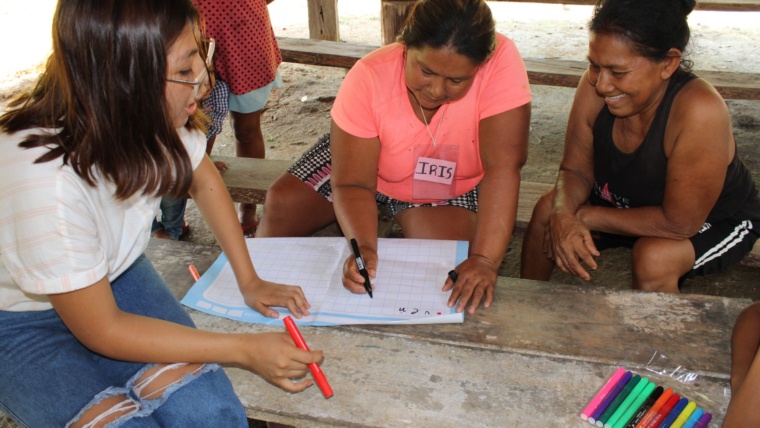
[0,127,206,311]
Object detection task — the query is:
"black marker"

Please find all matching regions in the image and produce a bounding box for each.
[349,238,373,298]
[448,270,458,283]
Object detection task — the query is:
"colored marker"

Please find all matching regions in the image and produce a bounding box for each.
[448,269,458,283]
[635,388,674,428]
[625,386,663,428]
[605,376,650,428]
[659,397,689,428]
[693,413,711,428]
[613,382,657,428]
[681,408,704,428]
[590,371,633,424]
[283,316,333,398]
[580,367,627,420]
[188,264,200,281]
[349,238,373,298]
[597,374,641,427]
[670,401,697,428]
[643,393,680,428]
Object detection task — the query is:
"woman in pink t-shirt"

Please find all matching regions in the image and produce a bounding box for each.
[258,0,532,315]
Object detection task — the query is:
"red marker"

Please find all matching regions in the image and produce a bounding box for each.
[283,316,333,398]
[188,264,200,282]
[643,393,680,428]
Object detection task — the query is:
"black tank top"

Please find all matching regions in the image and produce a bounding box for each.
[590,72,760,223]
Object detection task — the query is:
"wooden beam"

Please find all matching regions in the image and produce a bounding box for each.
[307,0,340,41]
[278,37,372,68]
[381,0,415,45]
[277,37,760,100]
[380,0,760,12]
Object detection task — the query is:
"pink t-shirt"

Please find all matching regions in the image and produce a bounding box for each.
[330,33,532,203]
[194,0,281,95]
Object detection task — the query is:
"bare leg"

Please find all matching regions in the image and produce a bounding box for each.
[69,395,140,428]
[231,110,265,234]
[630,237,694,293]
[394,206,475,240]
[256,173,337,237]
[205,135,217,155]
[520,191,556,281]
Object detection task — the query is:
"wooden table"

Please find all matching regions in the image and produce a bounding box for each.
[146,238,747,427]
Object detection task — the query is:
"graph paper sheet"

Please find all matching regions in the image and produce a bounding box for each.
[181,237,468,326]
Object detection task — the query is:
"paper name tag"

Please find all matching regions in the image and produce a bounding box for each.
[413,156,456,185]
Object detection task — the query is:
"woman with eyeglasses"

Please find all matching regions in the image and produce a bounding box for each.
[0,1,318,426]
[520,0,760,292]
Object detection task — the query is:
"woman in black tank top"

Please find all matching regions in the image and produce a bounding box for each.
[520,0,760,293]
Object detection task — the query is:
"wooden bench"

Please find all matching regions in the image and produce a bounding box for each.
[141,237,750,426]
[213,155,760,257]
[277,36,760,101]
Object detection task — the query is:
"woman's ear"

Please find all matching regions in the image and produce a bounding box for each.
[661,48,683,80]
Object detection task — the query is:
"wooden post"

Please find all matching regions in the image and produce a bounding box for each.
[307,0,340,41]
[381,0,415,45]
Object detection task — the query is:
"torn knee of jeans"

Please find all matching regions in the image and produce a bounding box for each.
[128,362,219,413]
[65,388,139,428]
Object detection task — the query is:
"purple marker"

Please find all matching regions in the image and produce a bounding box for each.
[589,371,633,424]
[693,412,712,428]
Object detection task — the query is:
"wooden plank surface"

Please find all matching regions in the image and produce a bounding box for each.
[277,37,760,100]
[307,0,340,41]
[145,238,743,426]
[523,58,760,101]
[379,0,760,12]
[212,156,291,205]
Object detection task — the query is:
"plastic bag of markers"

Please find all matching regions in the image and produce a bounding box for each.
[639,351,724,418]
[578,351,724,426]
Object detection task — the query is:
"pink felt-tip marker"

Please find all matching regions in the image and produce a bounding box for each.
[283,316,333,398]
[188,264,200,282]
[580,367,626,420]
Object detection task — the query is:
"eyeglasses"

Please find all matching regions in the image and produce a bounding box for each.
[167,38,215,100]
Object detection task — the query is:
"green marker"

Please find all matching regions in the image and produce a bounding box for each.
[596,374,641,427]
[604,376,649,428]
[612,381,657,428]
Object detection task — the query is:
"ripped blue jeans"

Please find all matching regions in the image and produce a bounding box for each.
[0,255,247,427]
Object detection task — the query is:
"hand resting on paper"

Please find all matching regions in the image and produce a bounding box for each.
[242,332,324,393]
[443,254,497,315]
[240,279,311,319]
[342,247,377,295]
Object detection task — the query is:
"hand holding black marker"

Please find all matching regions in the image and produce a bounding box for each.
[448,270,458,283]
[349,238,373,298]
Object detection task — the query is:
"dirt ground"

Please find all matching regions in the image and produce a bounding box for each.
[1,1,759,301]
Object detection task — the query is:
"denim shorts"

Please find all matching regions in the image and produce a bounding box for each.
[228,70,283,114]
[151,196,188,239]
[0,255,247,427]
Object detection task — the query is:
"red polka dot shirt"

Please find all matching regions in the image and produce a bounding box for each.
[194,0,282,95]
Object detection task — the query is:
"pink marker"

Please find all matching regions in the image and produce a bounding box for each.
[580,367,626,420]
